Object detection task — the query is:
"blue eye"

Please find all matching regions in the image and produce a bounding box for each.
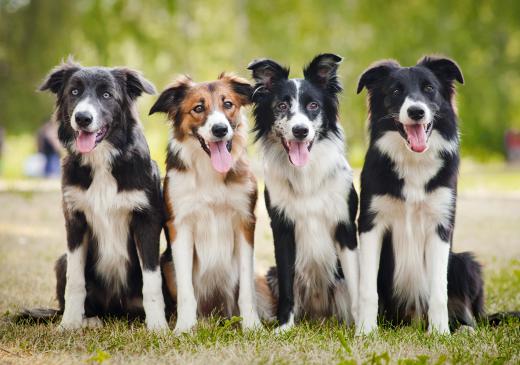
[103,92,111,99]
[71,89,79,96]
[277,102,288,111]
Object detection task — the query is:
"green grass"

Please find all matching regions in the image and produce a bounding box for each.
[1,263,519,364]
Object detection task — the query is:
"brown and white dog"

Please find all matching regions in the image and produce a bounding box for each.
[149,73,273,333]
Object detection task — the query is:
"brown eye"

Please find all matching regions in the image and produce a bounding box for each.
[193,105,204,113]
[277,102,288,111]
[307,102,319,111]
[424,84,434,93]
[223,101,233,109]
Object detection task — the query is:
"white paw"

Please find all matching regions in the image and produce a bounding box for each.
[455,325,475,334]
[241,314,262,331]
[58,316,84,331]
[428,305,450,335]
[355,319,378,336]
[174,316,197,335]
[146,316,169,332]
[274,321,294,334]
[428,322,450,335]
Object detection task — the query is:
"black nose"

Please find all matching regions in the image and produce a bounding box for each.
[211,123,228,138]
[407,106,425,121]
[292,125,309,139]
[75,111,93,128]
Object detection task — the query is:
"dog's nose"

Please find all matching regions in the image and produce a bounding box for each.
[292,125,309,140]
[407,106,425,121]
[211,123,229,138]
[75,111,93,128]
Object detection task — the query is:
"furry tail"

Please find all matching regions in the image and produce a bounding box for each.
[14,307,61,323]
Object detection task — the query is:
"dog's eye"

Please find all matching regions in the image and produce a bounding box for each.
[223,101,233,110]
[102,92,111,99]
[71,89,79,96]
[307,102,319,111]
[392,88,401,97]
[193,105,205,113]
[277,102,288,112]
[424,84,435,93]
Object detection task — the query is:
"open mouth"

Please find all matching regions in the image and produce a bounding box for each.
[395,121,432,153]
[195,133,233,173]
[281,137,313,167]
[75,125,108,154]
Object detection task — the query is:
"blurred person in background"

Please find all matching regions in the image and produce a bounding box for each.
[24,119,61,178]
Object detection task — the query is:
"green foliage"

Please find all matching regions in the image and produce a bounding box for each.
[1,0,520,158]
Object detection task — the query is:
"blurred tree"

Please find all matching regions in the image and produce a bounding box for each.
[0,0,519,158]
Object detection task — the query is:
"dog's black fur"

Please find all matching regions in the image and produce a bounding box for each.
[21,60,170,329]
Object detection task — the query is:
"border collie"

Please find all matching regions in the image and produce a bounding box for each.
[149,73,273,334]
[248,54,359,331]
[37,60,169,330]
[355,56,484,335]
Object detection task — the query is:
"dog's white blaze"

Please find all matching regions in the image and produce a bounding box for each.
[63,144,149,290]
[60,239,87,329]
[71,98,102,132]
[262,128,356,321]
[197,110,233,142]
[141,269,168,330]
[398,97,433,125]
[357,128,456,334]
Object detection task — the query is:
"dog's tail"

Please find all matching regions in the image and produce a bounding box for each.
[255,270,277,321]
[14,307,62,323]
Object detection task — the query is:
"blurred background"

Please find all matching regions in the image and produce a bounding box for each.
[1,0,520,179]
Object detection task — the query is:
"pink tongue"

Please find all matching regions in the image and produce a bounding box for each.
[208,141,233,173]
[287,141,310,167]
[404,124,427,153]
[76,131,97,153]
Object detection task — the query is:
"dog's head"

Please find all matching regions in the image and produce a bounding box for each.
[149,73,252,173]
[40,59,155,154]
[357,56,463,153]
[248,53,342,167]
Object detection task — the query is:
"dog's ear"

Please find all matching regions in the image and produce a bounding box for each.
[303,53,343,93]
[357,60,400,94]
[39,57,81,94]
[219,73,253,105]
[113,68,156,100]
[149,75,192,116]
[247,59,289,97]
[418,56,464,85]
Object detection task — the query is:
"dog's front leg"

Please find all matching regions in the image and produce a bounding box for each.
[172,226,197,334]
[426,231,450,334]
[60,211,88,330]
[237,221,262,330]
[335,220,359,325]
[356,226,384,335]
[133,212,168,331]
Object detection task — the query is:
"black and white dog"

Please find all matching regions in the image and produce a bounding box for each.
[248,54,359,331]
[38,60,169,330]
[355,56,484,335]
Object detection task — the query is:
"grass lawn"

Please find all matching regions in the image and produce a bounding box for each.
[0,165,519,364]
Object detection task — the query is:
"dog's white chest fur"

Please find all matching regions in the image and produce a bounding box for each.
[63,147,149,289]
[263,135,352,310]
[373,131,456,311]
[167,144,254,303]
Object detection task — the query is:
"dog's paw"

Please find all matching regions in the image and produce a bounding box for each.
[83,316,103,329]
[355,320,378,336]
[428,322,450,335]
[146,317,169,332]
[274,321,294,335]
[174,317,196,335]
[57,317,84,331]
[241,314,262,331]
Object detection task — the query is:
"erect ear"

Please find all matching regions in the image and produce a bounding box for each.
[418,56,464,85]
[219,72,253,105]
[149,75,192,116]
[247,58,289,95]
[112,68,156,100]
[39,57,81,94]
[356,60,400,94]
[303,53,343,93]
